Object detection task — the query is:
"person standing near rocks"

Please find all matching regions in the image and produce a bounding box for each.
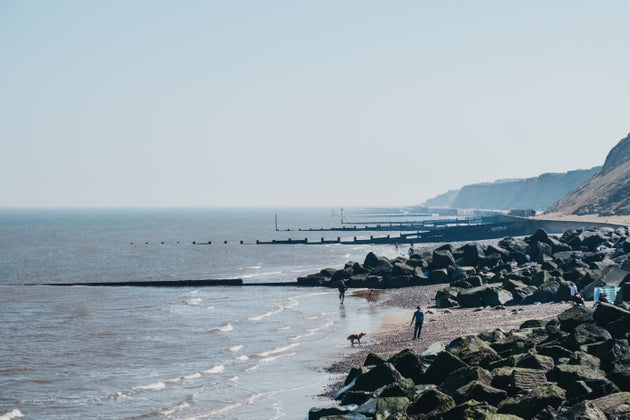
[409,306,424,340]
[338,280,348,304]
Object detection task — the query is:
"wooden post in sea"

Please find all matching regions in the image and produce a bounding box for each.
[275,213,278,231]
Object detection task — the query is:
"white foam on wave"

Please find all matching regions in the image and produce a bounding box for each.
[135,381,166,391]
[203,402,242,417]
[204,364,225,374]
[0,409,23,420]
[236,355,249,361]
[212,322,233,332]
[248,306,283,321]
[167,372,201,383]
[185,298,202,305]
[230,345,244,352]
[260,352,297,363]
[256,342,300,358]
[229,375,239,382]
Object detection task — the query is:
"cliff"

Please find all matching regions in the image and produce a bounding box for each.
[547,132,630,216]
[422,168,599,211]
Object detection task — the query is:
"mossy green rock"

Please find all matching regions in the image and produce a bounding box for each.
[497,383,566,418]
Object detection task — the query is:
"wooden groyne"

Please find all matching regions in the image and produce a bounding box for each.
[41,279,299,287]
[256,215,626,245]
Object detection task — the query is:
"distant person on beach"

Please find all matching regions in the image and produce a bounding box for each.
[408,243,415,258]
[368,289,376,302]
[569,281,578,304]
[338,280,348,304]
[409,306,424,340]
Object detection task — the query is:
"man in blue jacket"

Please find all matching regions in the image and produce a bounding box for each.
[410,306,425,340]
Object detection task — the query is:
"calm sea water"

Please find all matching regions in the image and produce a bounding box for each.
[0,208,404,419]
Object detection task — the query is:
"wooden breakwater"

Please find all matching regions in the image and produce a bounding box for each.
[255,215,626,245]
[41,279,299,287]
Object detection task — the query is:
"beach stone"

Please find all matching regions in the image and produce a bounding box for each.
[405,388,455,416]
[387,348,424,384]
[590,392,630,418]
[421,350,467,385]
[557,305,595,332]
[452,380,507,406]
[456,284,514,308]
[445,335,501,368]
[497,383,566,418]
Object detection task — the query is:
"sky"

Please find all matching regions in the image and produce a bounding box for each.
[1,1,628,208]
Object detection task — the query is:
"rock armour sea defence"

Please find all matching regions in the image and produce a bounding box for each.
[303,226,630,419]
[308,302,630,419]
[297,226,630,310]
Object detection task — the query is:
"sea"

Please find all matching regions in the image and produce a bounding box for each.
[0,207,409,420]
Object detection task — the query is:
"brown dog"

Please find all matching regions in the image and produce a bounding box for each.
[347,332,366,344]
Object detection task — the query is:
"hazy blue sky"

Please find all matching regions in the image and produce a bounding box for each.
[1,1,628,208]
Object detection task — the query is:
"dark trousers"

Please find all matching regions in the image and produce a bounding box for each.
[413,322,423,339]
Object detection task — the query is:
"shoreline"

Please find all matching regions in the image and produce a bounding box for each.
[320,285,573,399]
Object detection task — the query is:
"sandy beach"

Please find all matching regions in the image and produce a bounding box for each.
[322,284,575,397]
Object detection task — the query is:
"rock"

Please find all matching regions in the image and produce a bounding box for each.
[429,268,450,284]
[375,396,410,419]
[445,335,501,369]
[441,366,493,394]
[432,249,456,270]
[421,350,467,385]
[510,367,549,393]
[457,284,514,308]
[590,392,630,419]
[308,404,358,419]
[547,363,606,390]
[452,380,507,406]
[405,388,455,416]
[387,349,424,384]
[561,322,613,350]
[593,301,630,326]
[363,353,387,367]
[515,353,555,372]
[497,383,566,418]
[557,306,595,332]
[557,400,607,420]
[442,400,511,419]
[353,363,410,393]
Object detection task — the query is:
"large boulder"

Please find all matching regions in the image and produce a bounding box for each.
[497,383,566,418]
[590,392,630,419]
[457,284,514,308]
[432,249,456,270]
[557,305,595,331]
[406,388,455,416]
[387,349,424,384]
[445,335,501,368]
[421,350,467,385]
[452,380,507,406]
[353,363,410,393]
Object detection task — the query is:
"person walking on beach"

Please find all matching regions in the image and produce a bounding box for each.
[338,280,348,304]
[409,306,424,340]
